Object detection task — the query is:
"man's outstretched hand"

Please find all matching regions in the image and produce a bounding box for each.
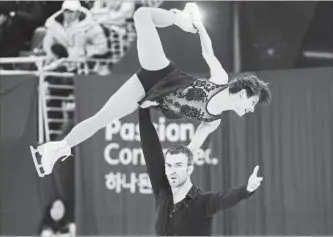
[247,165,263,192]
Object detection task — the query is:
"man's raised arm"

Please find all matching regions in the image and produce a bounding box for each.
[138,109,170,197]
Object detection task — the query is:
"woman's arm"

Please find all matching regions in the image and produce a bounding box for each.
[192,13,229,85]
[188,120,221,151]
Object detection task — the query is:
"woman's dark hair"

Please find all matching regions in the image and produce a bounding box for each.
[228,72,271,104]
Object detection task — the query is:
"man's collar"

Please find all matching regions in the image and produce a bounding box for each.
[186,185,200,199]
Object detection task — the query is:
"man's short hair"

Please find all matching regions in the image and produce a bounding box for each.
[228,72,271,105]
[165,145,194,165]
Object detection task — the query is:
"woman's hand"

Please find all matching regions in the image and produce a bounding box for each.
[190,5,205,32]
[140,100,159,109]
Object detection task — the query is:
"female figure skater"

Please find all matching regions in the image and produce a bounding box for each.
[31,3,271,177]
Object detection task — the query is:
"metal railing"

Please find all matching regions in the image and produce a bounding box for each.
[0,56,77,144]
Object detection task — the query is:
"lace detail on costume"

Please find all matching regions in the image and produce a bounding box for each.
[159,79,227,122]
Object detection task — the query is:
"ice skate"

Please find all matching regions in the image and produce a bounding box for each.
[30,140,71,177]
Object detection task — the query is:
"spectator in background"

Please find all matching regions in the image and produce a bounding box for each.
[91,0,135,27]
[89,0,136,74]
[39,198,75,237]
[0,1,43,60]
[88,1,164,75]
[19,2,64,61]
[42,0,108,69]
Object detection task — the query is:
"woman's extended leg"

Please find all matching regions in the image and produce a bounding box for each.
[134,7,175,71]
[63,75,144,148]
[31,74,145,177]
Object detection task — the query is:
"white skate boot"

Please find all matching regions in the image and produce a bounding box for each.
[30,140,71,177]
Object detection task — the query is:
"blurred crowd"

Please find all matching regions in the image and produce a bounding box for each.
[0,0,163,74]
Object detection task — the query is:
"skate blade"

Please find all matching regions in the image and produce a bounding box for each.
[30,145,46,178]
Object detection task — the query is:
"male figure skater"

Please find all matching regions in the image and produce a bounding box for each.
[138,108,263,236]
